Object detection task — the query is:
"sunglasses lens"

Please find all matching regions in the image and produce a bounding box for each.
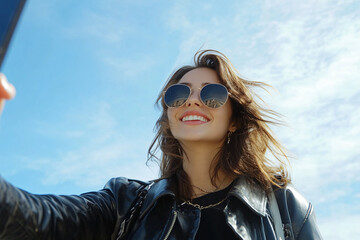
[164,84,190,107]
[200,84,228,108]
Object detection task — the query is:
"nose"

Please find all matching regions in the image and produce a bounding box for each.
[186,88,202,107]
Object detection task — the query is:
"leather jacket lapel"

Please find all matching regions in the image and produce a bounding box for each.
[139,178,176,219]
[229,176,267,217]
[225,177,268,240]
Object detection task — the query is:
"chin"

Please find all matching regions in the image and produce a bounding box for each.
[177,135,223,144]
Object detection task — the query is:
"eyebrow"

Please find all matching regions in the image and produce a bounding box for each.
[180,82,212,87]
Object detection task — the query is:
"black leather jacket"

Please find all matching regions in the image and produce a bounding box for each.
[0,176,322,239]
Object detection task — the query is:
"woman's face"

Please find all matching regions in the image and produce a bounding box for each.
[167,68,235,146]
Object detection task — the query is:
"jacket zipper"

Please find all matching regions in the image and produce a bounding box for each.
[163,210,177,240]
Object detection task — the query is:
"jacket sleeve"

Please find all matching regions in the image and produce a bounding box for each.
[274,185,323,240]
[0,176,142,240]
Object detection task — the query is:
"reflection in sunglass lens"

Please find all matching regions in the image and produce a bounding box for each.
[164,84,190,107]
[201,84,228,108]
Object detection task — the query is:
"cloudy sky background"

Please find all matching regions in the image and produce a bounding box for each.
[1,0,359,238]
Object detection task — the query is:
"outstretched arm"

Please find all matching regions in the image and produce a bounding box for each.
[0,176,118,239]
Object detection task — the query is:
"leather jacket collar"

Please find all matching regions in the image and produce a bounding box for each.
[139,176,267,218]
[229,177,267,217]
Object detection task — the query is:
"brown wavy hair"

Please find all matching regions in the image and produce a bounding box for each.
[148,49,290,200]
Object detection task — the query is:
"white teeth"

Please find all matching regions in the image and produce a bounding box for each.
[182,115,208,122]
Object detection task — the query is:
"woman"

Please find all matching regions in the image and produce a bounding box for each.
[0,50,322,239]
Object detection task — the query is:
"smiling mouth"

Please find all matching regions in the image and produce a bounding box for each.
[181,115,209,122]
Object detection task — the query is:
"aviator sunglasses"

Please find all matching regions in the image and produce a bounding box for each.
[164,83,229,108]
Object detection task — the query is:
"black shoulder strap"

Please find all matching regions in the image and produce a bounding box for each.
[114,182,154,240]
[269,189,286,240]
[273,187,295,240]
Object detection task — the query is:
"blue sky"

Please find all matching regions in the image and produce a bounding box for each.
[1,0,359,238]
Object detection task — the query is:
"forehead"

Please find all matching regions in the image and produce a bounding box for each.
[178,68,220,86]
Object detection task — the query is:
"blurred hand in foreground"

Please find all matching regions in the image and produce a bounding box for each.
[0,73,16,115]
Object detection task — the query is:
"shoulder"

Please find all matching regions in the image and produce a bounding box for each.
[274,185,323,239]
[103,177,150,196]
[104,177,150,189]
[99,177,153,218]
[275,185,310,219]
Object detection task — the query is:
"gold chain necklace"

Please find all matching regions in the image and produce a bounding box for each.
[181,197,227,210]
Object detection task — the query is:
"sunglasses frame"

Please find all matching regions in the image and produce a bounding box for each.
[163,83,230,109]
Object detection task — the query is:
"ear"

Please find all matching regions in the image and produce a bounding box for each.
[228,123,236,133]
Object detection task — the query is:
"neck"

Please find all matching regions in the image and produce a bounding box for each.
[180,141,233,198]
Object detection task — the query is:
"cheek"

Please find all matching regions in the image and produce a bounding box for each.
[223,102,233,119]
[222,104,234,130]
[167,109,174,121]
[167,109,178,128]
[167,109,181,139]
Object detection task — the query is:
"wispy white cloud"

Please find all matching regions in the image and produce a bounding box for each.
[102,55,159,79]
[249,1,360,183]
[30,139,158,188]
[319,214,360,239]
[27,101,159,190]
[61,8,125,45]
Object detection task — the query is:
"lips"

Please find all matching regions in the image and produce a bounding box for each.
[180,111,210,123]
